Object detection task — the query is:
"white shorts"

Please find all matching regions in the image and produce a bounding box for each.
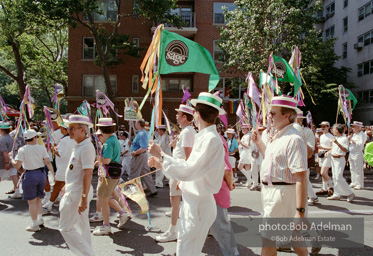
[319,155,331,168]
[229,156,236,168]
[169,177,182,197]
[0,168,18,178]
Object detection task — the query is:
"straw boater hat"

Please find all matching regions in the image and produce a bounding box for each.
[269,96,298,110]
[65,115,93,128]
[319,121,330,127]
[23,129,42,140]
[351,121,364,127]
[175,104,194,116]
[296,108,306,119]
[158,125,167,130]
[0,121,11,129]
[190,92,225,115]
[241,124,250,129]
[60,119,69,129]
[226,128,236,134]
[96,117,116,127]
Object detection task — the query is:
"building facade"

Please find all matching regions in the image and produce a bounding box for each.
[321,0,373,124]
[67,0,241,125]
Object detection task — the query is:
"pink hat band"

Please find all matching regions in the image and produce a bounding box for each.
[176,104,194,115]
[98,120,115,126]
[69,116,90,123]
[272,99,297,108]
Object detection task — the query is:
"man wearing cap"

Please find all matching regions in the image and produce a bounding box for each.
[155,104,196,243]
[9,129,54,232]
[0,122,22,198]
[148,92,225,256]
[130,118,157,197]
[251,96,309,256]
[58,115,95,255]
[42,120,77,212]
[348,121,367,190]
[154,125,172,188]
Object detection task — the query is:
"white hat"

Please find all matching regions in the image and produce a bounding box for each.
[269,96,298,110]
[60,119,69,129]
[65,115,93,128]
[296,108,306,118]
[24,129,41,140]
[96,117,116,127]
[158,125,167,130]
[190,92,225,115]
[226,128,235,134]
[351,121,364,127]
[0,121,11,129]
[175,104,194,115]
[319,121,330,127]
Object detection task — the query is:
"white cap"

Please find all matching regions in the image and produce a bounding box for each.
[24,129,41,140]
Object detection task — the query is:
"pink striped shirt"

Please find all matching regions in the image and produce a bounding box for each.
[260,123,307,184]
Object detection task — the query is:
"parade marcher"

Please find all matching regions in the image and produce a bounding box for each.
[58,115,95,255]
[130,119,158,197]
[249,125,266,191]
[155,104,196,243]
[314,128,323,180]
[348,121,367,190]
[148,92,225,256]
[251,96,309,256]
[209,132,239,256]
[154,125,172,188]
[327,124,356,202]
[9,129,54,232]
[42,120,76,212]
[226,128,239,182]
[236,124,252,187]
[120,131,131,176]
[0,122,22,198]
[316,121,334,197]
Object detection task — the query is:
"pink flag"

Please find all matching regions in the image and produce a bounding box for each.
[306,111,313,127]
[246,72,261,107]
[181,87,192,103]
[96,91,122,117]
[236,100,243,121]
[219,106,228,127]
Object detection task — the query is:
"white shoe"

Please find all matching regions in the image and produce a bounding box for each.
[349,183,356,188]
[354,186,362,190]
[38,219,44,226]
[42,206,51,214]
[117,215,131,229]
[26,225,40,232]
[314,174,321,180]
[41,198,49,205]
[92,225,111,236]
[165,211,172,217]
[155,230,177,243]
[347,193,355,203]
[10,192,22,199]
[234,176,239,183]
[327,195,341,200]
[308,197,319,205]
[89,213,103,222]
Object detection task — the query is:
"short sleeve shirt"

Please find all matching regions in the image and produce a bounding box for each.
[102,135,121,163]
[15,144,49,170]
[0,134,13,169]
[173,126,196,159]
[131,129,148,152]
[227,137,239,153]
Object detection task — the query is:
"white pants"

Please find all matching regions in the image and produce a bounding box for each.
[307,170,317,199]
[331,157,353,197]
[155,169,165,187]
[250,162,260,186]
[59,185,94,256]
[349,152,364,188]
[177,192,216,256]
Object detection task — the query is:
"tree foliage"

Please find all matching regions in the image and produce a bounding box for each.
[219,0,353,122]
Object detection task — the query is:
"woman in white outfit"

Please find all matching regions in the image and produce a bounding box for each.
[237,124,252,187]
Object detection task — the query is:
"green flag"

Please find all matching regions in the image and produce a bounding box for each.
[259,71,282,95]
[341,86,358,110]
[272,55,301,95]
[159,30,219,92]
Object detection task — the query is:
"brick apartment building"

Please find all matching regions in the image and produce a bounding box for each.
[66,0,241,125]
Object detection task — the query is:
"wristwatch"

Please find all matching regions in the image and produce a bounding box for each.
[81,194,87,198]
[296,208,305,213]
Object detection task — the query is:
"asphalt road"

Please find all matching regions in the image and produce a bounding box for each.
[0,169,373,256]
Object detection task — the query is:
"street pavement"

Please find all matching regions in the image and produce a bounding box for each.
[0,169,373,256]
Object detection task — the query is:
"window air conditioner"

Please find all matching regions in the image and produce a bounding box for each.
[354,42,363,50]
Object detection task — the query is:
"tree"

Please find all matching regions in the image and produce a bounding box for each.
[32,0,183,100]
[219,0,352,122]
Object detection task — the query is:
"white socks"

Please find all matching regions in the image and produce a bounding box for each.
[169,224,176,233]
[32,219,38,226]
[326,179,333,189]
[322,180,327,190]
[45,201,54,208]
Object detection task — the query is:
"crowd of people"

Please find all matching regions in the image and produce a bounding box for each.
[0,92,371,256]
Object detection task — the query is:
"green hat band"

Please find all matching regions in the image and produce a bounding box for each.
[197,95,221,108]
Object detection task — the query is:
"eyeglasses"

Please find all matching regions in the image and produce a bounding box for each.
[69,126,83,132]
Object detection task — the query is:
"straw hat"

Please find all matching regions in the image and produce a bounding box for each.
[351,121,364,127]
[226,128,235,134]
[190,92,225,115]
[269,96,298,110]
[175,104,194,115]
[65,115,93,128]
[96,117,116,127]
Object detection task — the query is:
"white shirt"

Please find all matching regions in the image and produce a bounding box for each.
[55,135,77,181]
[239,133,251,154]
[120,138,130,157]
[53,129,64,146]
[349,131,366,153]
[163,125,224,196]
[331,135,349,156]
[65,138,95,193]
[302,127,315,151]
[156,133,172,156]
[172,126,196,160]
[320,133,334,150]
[15,144,49,170]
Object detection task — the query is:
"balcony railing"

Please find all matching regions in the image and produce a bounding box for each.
[155,12,196,28]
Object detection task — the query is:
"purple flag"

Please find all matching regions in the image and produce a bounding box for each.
[219,106,228,127]
[181,87,192,103]
[306,111,312,126]
[246,72,261,107]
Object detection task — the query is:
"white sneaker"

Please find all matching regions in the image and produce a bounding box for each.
[117,215,131,229]
[347,193,355,203]
[10,192,22,199]
[92,225,111,236]
[234,176,239,183]
[89,214,103,222]
[38,219,44,226]
[308,197,319,205]
[327,195,341,200]
[349,183,356,188]
[26,225,40,232]
[354,186,362,190]
[165,211,172,217]
[314,174,321,180]
[155,230,177,243]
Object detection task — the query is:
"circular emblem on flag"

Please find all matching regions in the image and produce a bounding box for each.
[340,90,350,98]
[165,40,189,66]
[274,61,286,78]
[97,94,107,106]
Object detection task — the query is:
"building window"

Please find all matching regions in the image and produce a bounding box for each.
[161,78,192,92]
[325,25,335,40]
[358,64,363,77]
[82,75,117,97]
[325,1,335,20]
[83,38,95,59]
[167,6,195,28]
[357,60,373,77]
[343,43,347,59]
[213,40,224,61]
[343,17,348,33]
[358,1,373,22]
[344,0,348,8]
[84,0,118,22]
[213,2,236,24]
[364,31,372,46]
[132,75,139,94]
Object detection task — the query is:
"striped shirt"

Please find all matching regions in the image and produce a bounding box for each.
[260,123,307,184]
